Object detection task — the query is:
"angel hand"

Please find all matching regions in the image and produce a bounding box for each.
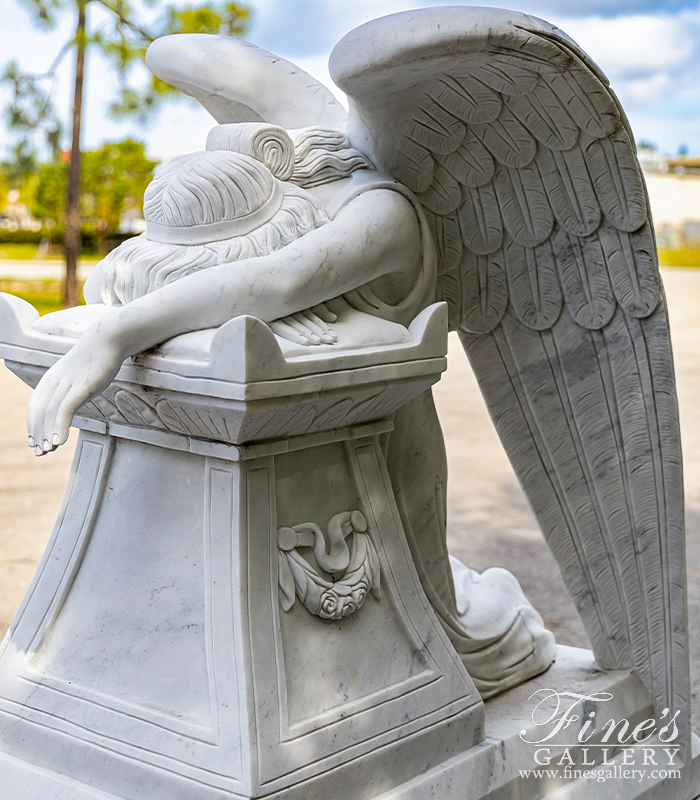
[27,331,126,456]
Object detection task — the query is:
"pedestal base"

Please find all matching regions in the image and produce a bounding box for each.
[3,646,698,799]
[379,646,700,800]
[0,418,480,800]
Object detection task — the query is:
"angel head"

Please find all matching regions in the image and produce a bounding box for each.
[93,123,372,306]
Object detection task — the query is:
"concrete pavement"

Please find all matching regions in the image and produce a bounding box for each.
[0,259,96,281]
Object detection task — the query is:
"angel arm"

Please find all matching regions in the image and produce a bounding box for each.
[28,188,420,453]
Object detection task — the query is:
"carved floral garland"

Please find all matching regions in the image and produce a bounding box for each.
[277,510,381,621]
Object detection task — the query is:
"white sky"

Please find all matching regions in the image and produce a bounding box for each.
[2,0,700,162]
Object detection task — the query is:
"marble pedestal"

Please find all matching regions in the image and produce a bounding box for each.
[0,418,482,800]
[0,294,698,799]
[2,644,699,800]
[0,296,484,799]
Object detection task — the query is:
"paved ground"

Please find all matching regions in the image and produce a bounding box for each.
[0,260,96,281]
[0,267,699,730]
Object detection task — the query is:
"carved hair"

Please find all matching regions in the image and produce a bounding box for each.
[206,123,374,189]
[98,128,370,304]
[206,123,295,181]
[289,127,374,188]
[144,151,277,231]
[98,150,328,305]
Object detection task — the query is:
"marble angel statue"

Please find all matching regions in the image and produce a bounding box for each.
[24,5,687,722]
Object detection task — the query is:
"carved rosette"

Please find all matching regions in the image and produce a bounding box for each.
[277,511,381,621]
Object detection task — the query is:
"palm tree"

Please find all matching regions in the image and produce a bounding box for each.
[5,0,251,306]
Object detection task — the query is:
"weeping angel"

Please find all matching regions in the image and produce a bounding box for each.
[25,6,687,719]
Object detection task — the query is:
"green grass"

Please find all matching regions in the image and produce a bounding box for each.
[0,280,85,316]
[0,243,100,261]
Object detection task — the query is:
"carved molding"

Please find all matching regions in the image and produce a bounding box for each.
[277,511,380,620]
[72,380,427,444]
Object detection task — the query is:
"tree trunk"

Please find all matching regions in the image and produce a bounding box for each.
[63,1,86,308]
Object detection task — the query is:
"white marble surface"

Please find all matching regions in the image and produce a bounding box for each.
[331,4,689,753]
[146,35,347,131]
[376,646,700,800]
[0,4,695,798]
[0,418,481,799]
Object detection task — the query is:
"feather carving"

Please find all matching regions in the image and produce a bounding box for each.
[504,237,562,330]
[420,164,462,215]
[467,55,538,96]
[486,27,572,75]
[460,248,508,333]
[542,55,620,138]
[552,226,615,329]
[537,145,600,237]
[458,183,503,255]
[494,162,553,248]
[409,97,465,155]
[599,220,660,317]
[331,5,688,751]
[438,129,494,188]
[583,128,648,232]
[395,138,435,193]
[434,75,502,124]
[471,107,537,168]
[426,213,462,275]
[505,82,579,151]
[436,269,461,330]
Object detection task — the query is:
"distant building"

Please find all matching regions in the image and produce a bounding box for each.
[639,148,700,248]
[667,156,700,176]
[638,147,668,174]
[0,190,41,232]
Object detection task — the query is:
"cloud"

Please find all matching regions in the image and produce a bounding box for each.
[554,10,700,146]
[5,0,700,159]
[626,72,674,104]
[246,1,700,156]
[560,13,698,78]
[250,0,700,57]
[462,0,700,17]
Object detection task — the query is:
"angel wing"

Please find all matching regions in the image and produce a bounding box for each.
[331,7,688,744]
[146,34,347,130]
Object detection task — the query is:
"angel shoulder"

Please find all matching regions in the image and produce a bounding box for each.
[327,187,422,284]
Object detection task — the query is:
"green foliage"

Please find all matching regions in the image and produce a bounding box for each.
[80,139,157,229]
[164,2,250,36]
[3,0,249,290]
[17,0,64,28]
[2,59,62,155]
[0,170,7,211]
[32,161,67,222]
[108,1,251,118]
[0,142,41,210]
[3,0,251,145]
[6,287,67,315]
[31,139,157,236]
[0,279,86,316]
[2,141,40,186]
[0,230,45,245]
